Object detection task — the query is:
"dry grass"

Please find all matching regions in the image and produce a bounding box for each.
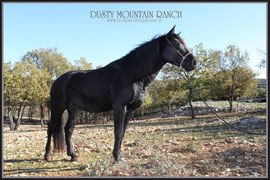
[3,111,266,177]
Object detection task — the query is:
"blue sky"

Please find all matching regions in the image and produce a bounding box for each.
[3,3,267,78]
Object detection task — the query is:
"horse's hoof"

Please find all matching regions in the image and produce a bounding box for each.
[44,155,52,161]
[113,152,122,162]
[113,160,119,164]
[113,156,123,164]
[70,155,78,162]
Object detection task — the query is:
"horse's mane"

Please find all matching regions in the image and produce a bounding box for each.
[123,34,161,59]
[119,34,164,82]
[174,34,188,49]
[107,33,187,83]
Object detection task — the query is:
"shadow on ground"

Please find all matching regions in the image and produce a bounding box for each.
[3,158,86,176]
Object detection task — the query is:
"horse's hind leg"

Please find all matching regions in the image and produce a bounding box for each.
[119,111,131,149]
[65,107,78,161]
[44,120,55,161]
[44,109,64,161]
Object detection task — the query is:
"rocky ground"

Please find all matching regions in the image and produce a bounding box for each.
[163,101,266,117]
[3,101,267,177]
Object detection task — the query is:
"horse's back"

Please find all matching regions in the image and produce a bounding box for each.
[50,69,115,112]
[50,70,90,109]
[50,60,146,113]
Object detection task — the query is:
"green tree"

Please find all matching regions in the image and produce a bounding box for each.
[3,62,16,129]
[25,62,51,126]
[148,80,166,109]
[21,48,74,124]
[256,88,266,98]
[96,65,103,69]
[4,62,29,130]
[135,93,153,117]
[257,49,266,69]
[21,47,73,79]
[161,43,219,118]
[74,57,92,70]
[212,45,258,111]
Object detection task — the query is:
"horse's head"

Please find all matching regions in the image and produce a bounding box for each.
[161,25,196,71]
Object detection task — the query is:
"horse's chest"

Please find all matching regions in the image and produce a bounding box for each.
[129,82,147,105]
[133,89,146,102]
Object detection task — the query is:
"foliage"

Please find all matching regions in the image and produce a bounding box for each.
[96,65,103,69]
[20,48,75,106]
[148,79,185,113]
[4,48,81,129]
[3,43,262,127]
[158,43,220,118]
[257,49,266,69]
[255,88,266,98]
[74,57,93,70]
[4,62,30,130]
[211,45,258,111]
[21,47,73,79]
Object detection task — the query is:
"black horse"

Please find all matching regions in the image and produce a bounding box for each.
[44,26,196,162]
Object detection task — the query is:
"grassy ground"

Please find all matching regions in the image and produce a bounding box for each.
[3,105,267,177]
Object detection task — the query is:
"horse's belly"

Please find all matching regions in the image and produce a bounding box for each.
[85,102,112,113]
[73,96,112,113]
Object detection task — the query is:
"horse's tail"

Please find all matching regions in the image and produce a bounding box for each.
[49,100,65,153]
[49,73,69,154]
[52,114,65,153]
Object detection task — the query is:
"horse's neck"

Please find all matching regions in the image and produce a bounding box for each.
[126,56,165,85]
[118,37,165,84]
[140,71,160,88]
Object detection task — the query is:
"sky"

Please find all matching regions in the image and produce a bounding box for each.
[3,2,267,78]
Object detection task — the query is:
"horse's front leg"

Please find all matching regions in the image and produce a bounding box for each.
[112,105,127,162]
[65,108,78,161]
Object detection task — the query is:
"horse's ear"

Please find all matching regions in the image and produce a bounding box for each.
[167,25,176,37]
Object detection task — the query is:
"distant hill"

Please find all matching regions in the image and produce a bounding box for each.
[257,79,266,88]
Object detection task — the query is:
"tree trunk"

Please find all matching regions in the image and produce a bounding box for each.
[8,107,16,130]
[140,109,144,118]
[168,101,172,115]
[229,99,233,112]
[13,105,26,130]
[189,88,195,119]
[229,80,234,112]
[94,113,97,124]
[28,105,35,120]
[84,111,88,124]
[40,105,45,126]
[236,97,240,112]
